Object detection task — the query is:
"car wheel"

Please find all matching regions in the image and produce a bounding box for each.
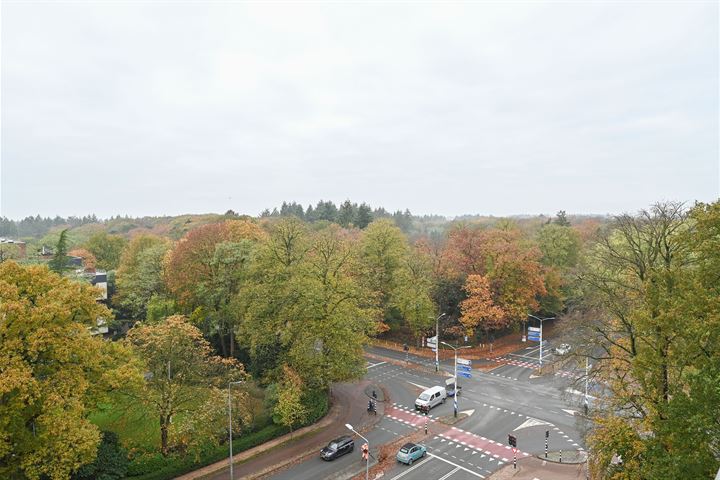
[422,451,426,457]
[409,458,413,465]
[442,398,446,404]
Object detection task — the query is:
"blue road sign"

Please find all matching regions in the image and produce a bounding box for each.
[458,372,472,378]
[528,334,541,342]
[458,365,472,372]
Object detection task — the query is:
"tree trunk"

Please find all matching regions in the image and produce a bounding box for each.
[230,324,234,357]
[160,415,169,456]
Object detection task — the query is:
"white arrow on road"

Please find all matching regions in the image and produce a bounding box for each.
[407,381,430,390]
[460,409,475,417]
[513,417,551,431]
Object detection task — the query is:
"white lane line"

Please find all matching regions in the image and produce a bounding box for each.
[367,361,387,369]
[427,452,486,478]
[438,467,461,480]
[387,456,433,479]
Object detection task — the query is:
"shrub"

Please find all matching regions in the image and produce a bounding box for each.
[126,423,289,480]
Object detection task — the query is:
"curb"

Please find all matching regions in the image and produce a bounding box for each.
[534,451,587,465]
[182,395,343,480]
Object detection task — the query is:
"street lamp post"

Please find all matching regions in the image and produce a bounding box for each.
[435,313,446,372]
[528,314,555,366]
[441,341,471,418]
[228,380,244,480]
[346,423,369,480]
[435,314,439,372]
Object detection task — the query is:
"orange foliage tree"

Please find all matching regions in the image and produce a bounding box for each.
[163,220,267,356]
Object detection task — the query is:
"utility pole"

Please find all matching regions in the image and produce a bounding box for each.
[346,424,369,480]
[585,356,590,415]
[435,313,446,372]
[227,380,244,480]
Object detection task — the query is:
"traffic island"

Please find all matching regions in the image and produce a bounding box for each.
[488,455,587,480]
[435,410,470,425]
[538,449,587,464]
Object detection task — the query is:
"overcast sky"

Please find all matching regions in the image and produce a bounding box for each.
[1,1,718,220]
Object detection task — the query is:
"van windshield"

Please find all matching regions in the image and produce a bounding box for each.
[419,393,431,401]
[328,443,338,450]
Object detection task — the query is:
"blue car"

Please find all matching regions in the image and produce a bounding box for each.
[396,442,426,465]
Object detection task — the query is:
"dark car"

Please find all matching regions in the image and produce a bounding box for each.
[320,435,354,461]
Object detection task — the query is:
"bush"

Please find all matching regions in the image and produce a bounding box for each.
[73,431,128,480]
[301,388,329,424]
[126,423,289,480]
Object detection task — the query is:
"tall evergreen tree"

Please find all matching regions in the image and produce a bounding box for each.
[48,229,70,272]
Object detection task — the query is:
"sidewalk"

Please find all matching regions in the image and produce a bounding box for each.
[489,456,587,480]
[176,381,380,480]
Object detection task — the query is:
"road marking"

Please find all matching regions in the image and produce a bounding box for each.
[437,467,461,480]
[427,453,485,478]
[514,417,551,431]
[387,456,432,479]
[367,361,387,369]
[407,381,430,390]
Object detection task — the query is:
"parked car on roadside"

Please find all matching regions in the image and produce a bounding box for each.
[396,442,427,465]
[320,435,354,461]
[446,380,462,397]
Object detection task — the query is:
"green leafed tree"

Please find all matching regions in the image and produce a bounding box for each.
[83,232,127,271]
[392,245,436,337]
[48,228,70,272]
[113,235,172,321]
[239,220,374,388]
[358,219,411,331]
[125,315,249,456]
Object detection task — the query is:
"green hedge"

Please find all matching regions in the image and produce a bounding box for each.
[127,423,289,480]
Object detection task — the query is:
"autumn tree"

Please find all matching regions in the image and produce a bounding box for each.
[273,365,308,435]
[125,315,248,455]
[0,262,136,480]
[460,274,505,335]
[68,248,97,271]
[164,220,266,356]
[113,235,172,320]
[83,232,127,271]
[580,202,720,478]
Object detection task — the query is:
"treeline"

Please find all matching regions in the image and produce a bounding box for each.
[261,199,418,232]
[0,214,100,238]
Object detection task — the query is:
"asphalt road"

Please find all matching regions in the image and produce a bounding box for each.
[267,342,590,480]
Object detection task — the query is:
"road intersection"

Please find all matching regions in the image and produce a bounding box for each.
[267,342,589,480]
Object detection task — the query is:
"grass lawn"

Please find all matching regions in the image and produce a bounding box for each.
[89,394,159,451]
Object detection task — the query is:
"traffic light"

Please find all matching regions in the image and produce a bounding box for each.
[545,430,549,439]
[361,443,369,460]
[508,434,517,448]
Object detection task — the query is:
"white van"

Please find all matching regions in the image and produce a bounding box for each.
[415,386,447,413]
